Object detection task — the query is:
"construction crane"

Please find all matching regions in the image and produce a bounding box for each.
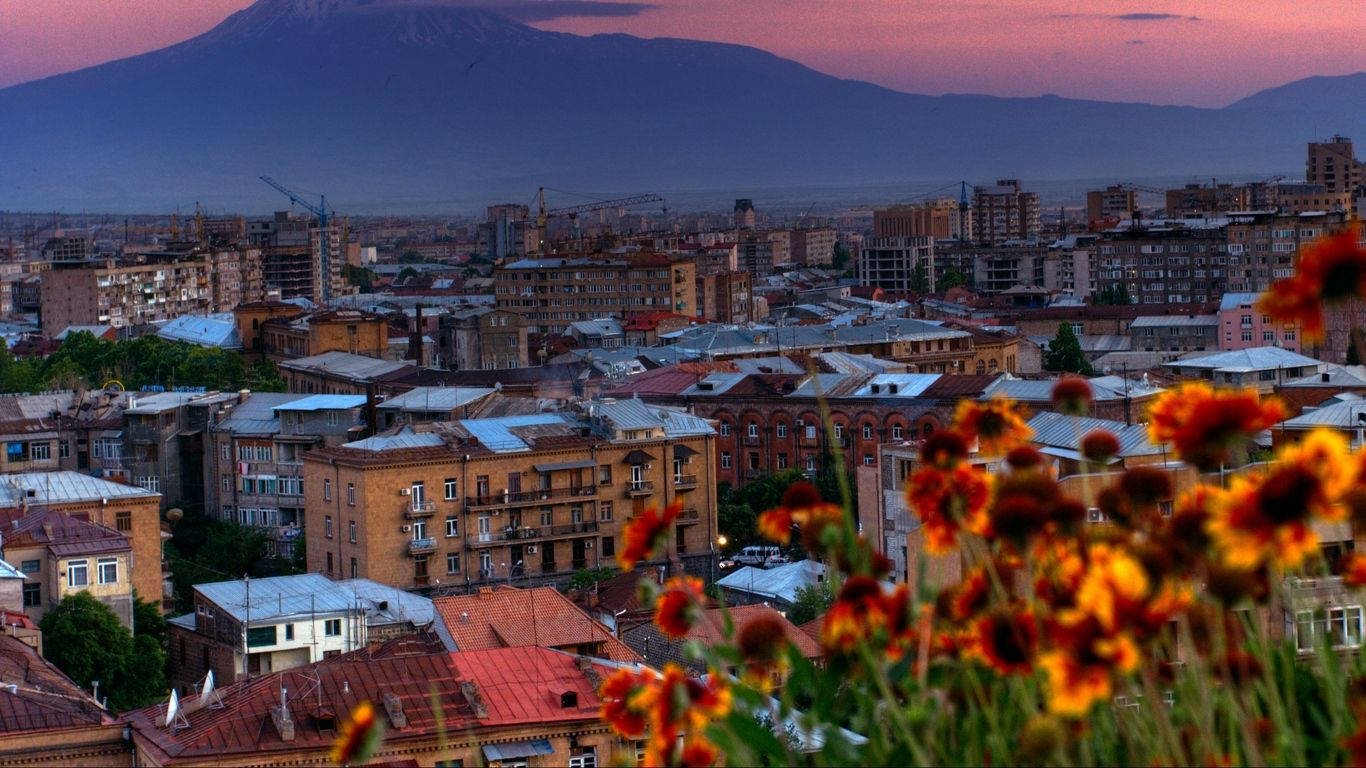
[533,187,666,250]
[259,176,334,301]
[1112,182,1165,195]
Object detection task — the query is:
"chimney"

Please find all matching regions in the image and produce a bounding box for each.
[270,688,295,741]
[407,304,425,366]
[382,692,408,729]
[461,681,489,719]
[477,587,494,600]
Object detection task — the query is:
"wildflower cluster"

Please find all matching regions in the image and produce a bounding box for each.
[1257,225,1366,341]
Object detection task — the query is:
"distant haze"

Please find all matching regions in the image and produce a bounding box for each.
[2,0,1365,107]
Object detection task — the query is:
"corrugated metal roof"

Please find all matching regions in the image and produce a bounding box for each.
[1283,364,1366,388]
[1167,347,1323,373]
[0,471,158,505]
[849,373,940,398]
[717,560,827,603]
[277,351,413,381]
[271,394,367,412]
[457,413,573,453]
[1280,400,1366,429]
[1129,315,1218,328]
[343,428,446,452]
[376,387,495,412]
[156,314,242,348]
[1027,411,1161,457]
[212,392,304,436]
[1219,292,1261,311]
[196,574,437,627]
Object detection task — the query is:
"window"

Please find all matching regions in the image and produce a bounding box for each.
[138,476,160,492]
[1297,606,1365,650]
[892,425,903,440]
[805,456,816,472]
[285,624,295,641]
[325,515,334,539]
[21,583,39,608]
[540,509,552,526]
[720,452,731,469]
[776,422,787,438]
[326,551,333,573]
[833,424,843,440]
[863,424,873,440]
[58,442,69,459]
[328,411,339,426]
[67,560,89,588]
[351,558,358,578]
[599,501,613,522]
[323,478,332,501]
[5,443,20,462]
[246,626,277,647]
[568,748,598,768]
[19,560,38,574]
[222,475,232,493]
[115,511,131,532]
[719,422,730,436]
[221,444,230,461]
[324,619,342,637]
[97,558,117,584]
[747,422,758,438]
[445,516,458,537]
[602,536,615,557]
[863,454,874,465]
[805,424,817,440]
[444,478,458,500]
[447,553,460,574]
[776,453,787,469]
[599,465,612,485]
[28,442,49,461]
[348,521,356,544]
[414,554,429,581]
[412,520,427,540]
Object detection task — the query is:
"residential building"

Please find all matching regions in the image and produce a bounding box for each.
[1,508,134,627]
[257,308,389,361]
[277,351,416,395]
[1093,220,1229,305]
[623,602,820,675]
[376,387,499,429]
[739,235,775,278]
[766,229,792,266]
[857,236,934,294]
[735,198,756,229]
[233,300,305,355]
[0,634,129,766]
[1306,135,1365,198]
[1273,399,1366,450]
[432,585,640,661]
[1129,314,1219,353]
[697,270,753,323]
[206,246,265,310]
[436,307,530,371]
[564,317,625,349]
[302,400,719,590]
[247,211,349,304]
[494,254,698,335]
[972,180,1040,243]
[166,573,435,690]
[128,639,629,768]
[873,200,968,241]
[40,252,216,333]
[1217,292,1301,353]
[1224,210,1350,293]
[623,311,695,346]
[206,393,369,557]
[1164,183,1252,217]
[123,390,240,509]
[790,226,838,266]
[1085,185,1138,224]
[0,472,162,612]
[1162,347,1323,393]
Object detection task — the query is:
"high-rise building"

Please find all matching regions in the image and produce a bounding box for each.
[41,251,214,332]
[790,227,838,266]
[738,235,775,277]
[485,203,530,260]
[971,180,1039,244]
[1164,183,1251,217]
[248,212,348,304]
[493,253,697,335]
[857,236,934,293]
[697,270,752,323]
[1085,185,1138,224]
[873,200,967,240]
[734,199,756,230]
[1307,135,1365,197]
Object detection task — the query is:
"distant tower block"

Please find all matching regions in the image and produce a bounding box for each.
[734,199,755,230]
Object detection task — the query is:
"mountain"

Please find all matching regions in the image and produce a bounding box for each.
[0,0,1363,212]
[1228,72,1366,113]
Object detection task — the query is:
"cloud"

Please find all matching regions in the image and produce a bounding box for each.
[1126,39,1145,45]
[1112,12,1201,22]
[480,1,654,22]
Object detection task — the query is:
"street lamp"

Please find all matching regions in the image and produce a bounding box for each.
[717,535,728,548]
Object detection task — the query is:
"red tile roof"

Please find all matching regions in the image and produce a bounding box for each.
[434,586,641,663]
[447,646,605,727]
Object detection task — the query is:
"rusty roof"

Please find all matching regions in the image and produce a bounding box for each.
[434,586,641,663]
[0,634,108,734]
[4,509,130,558]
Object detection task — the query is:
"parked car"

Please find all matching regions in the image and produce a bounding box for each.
[734,546,785,567]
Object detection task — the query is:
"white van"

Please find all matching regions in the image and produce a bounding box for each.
[734,546,787,567]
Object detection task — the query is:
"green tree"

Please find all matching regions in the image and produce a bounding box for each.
[910,263,930,293]
[343,264,376,292]
[39,592,167,711]
[1093,283,1132,306]
[786,580,834,626]
[165,504,296,613]
[939,266,969,291]
[132,592,168,648]
[831,243,851,273]
[397,266,420,282]
[1043,322,1094,375]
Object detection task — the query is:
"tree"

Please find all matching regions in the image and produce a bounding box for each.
[165,504,296,613]
[910,263,930,294]
[939,267,969,291]
[1043,322,1094,375]
[396,266,420,282]
[40,592,167,711]
[1094,284,1132,306]
[831,243,851,273]
[343,264,375,292]
[786,580,835,626]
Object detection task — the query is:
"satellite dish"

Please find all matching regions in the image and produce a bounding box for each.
[163,688,180,728]
[201,670,215,699]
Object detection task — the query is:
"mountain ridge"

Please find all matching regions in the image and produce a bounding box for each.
[0,0,1362,212]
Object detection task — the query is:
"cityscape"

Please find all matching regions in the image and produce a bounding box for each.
[2,0,1366,766]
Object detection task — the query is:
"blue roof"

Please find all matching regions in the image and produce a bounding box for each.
[457,413,572,452]
[344,428,446,451]
[156,314,241,348]
[272,394,367,412]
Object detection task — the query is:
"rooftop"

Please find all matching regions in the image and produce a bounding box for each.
[0,634,107,734]
[0,471,158,507]
[156,314,241,348]
[193,573,436,627]
[1027,411,1162,462]
[376,387,497,413]
[1166,347,1323,373]
[277,351,415,382]
[433,586,640,663]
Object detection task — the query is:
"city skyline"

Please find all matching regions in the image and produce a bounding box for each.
[1,0,1364,107]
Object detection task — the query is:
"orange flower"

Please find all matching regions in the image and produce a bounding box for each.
[1257,225,1366,341]
[1051,375,1093,416]
[906,464,992,553]
[1345,554,1366,587]
[965,606,1037,676]
[613,664,731,767]
[1074,543,1149,633]
[599,668,650,738]
[680,739,720,768]
[821,577,909,655]
[737,613,790,671]
[953,397,1032,456]
[758,480,839,546]
[1146,383,1286,472]
[757,507,794,544]
[654,576,705,639]
[618,501,682,569]
[1207,429,1354,569]
[330,701,383,766]
[1038,649,1114,718]
[1080,429,1121,464]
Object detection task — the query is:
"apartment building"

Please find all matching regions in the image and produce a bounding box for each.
[205,393,368,557]
[494,253,697,335]
[1162,347,1323,393]
[123,390,240,508]
[873,200,968,241]
[166,573,434,689]
[1085,185,1138,224]
[790,226,838,266]
[0,472,162,612]
[738,236,775,278]
[1164,183,1251,217]
[0,634,129,765]
[256,308,389,361]
[277,351,416,395]
[1,508,133,627]
[765,229,791,266]
[857,236,934,294]
[1307,135,1365,197]
[1129,315,1219,353]
[207,246,265,310]
[972,180,1040,243]
[1217,292,1302,353]
[247,212,350,304]
[697,270,753,323]
[436,308,530,370]
[1224,210,1350,293]
[40,253,216,333]
[1093,221,1228,304]
[302,400,718,591]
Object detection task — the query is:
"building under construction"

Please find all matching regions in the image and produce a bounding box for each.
[248,212,350,304]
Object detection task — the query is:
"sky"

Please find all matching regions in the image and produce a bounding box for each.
[0,0,1363,106]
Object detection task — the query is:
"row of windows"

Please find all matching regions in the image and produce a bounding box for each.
[67,557,119,588]
[4,441,67,462]
[718,421,906,441]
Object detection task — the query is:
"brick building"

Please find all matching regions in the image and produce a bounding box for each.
[790,226,838,266]
[122,390,241,509]
[696,270,753,323]
[1,508,134,627]
[256,308,389,361]
[436,307,530,370]
[302,400,719,591]
[494,253,698,335]
[40,252,216,334]
[1085,185,1137,225]
[972,179,1040,243]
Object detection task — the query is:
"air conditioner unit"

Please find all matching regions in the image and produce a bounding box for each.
[401,524,411,532]
[398,488,410,496]
[526,545,538,554]
[1086,508,1107,523]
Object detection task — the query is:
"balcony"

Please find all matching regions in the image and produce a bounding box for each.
[464,485,596,510]
[467,521,600,548]
[742,435,762,447]
[404,500,436,519]
[407,537,437,555]
[625,481,655,497]
[677,507,701,524]
[673,474,698,490]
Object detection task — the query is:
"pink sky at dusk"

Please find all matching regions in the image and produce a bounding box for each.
[0,0,1363,106]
